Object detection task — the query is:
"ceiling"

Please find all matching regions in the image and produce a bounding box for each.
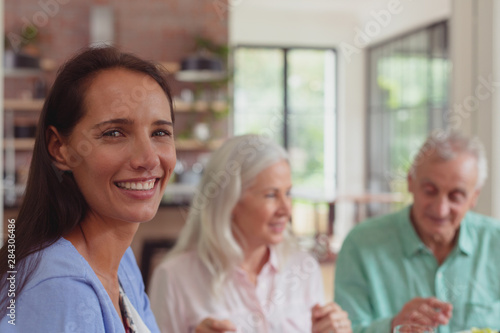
[233,0,451,46]
[239,0,398,14]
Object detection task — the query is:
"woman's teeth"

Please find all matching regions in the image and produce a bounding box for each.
[116,180,155,191]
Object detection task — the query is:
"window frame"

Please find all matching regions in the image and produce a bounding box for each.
[365,21,449,214]
[232,44,339,191]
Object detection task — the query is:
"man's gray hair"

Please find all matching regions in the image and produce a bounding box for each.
[409,130,487,189]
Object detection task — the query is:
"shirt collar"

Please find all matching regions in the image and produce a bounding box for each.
[234,246,279,278]
[267,246,279,272]
[399,205,428,257]
[456,214,473,256]
[400,205,473,257]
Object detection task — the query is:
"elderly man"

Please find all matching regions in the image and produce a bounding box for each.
[335,131,500,333]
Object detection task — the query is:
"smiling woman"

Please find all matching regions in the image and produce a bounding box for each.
[0,47,175,332]
[48,68,175,225]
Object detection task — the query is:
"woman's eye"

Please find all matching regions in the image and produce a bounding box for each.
[153,130,172,137]
[265,193,276,198]
[103,130,122,137]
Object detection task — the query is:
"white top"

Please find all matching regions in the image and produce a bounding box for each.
[149,248,325,333]
[120,285,151,333]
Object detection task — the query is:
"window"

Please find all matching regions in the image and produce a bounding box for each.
[367,22,449,213]
[234,47,337,235]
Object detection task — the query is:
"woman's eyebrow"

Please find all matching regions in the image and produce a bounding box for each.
[92,118,132,129]
[91,118,173,130]
[153,120,173,126]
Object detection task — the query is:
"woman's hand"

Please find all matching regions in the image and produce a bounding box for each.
[195,317,237,333]
[311,303,352,333]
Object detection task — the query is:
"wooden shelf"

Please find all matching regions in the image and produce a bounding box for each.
[4,68,42,78]
[4,99,44,111]
[175,139,223,151]
[4,138,35,150]
[4,58,56,78]
[174,100,227,113]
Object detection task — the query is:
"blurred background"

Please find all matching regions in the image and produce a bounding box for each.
[2,0,500,299]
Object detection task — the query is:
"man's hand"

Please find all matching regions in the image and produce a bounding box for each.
[195,317,237,333]
[312,302,352,333]
[392,297,453,329]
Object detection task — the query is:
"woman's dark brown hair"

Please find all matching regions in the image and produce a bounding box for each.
[0,46,174,313]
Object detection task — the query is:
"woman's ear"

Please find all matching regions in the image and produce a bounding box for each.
[46,126,72,171]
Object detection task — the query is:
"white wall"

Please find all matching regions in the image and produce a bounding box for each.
[360,0,450,45]
[231,7,358,47]
[450,0,500,218]
[492,1,500,219]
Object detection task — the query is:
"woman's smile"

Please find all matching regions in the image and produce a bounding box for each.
[115,178,158,191]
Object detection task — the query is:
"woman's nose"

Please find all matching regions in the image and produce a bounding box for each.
[278,194,292,216]
[129,136,160,170]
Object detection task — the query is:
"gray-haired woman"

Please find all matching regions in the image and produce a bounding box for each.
[150,134,351,333]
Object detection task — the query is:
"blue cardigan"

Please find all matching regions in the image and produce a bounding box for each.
[0,238,160,333]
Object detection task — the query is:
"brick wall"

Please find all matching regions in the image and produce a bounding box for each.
[5,0,228,65]
[5,0,228,98]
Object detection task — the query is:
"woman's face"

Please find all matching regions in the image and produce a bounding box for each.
[232,160,292,251]
[54,68,176,224]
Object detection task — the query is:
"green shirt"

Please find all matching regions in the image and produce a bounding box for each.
[334,206,500,333]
